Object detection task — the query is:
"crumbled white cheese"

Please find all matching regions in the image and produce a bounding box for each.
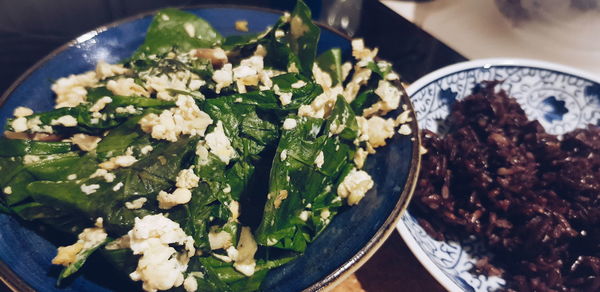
[312,64,333,89]
[212,246,238,263]
[52,226,107,266]
[398,124,412,135]
[128,214,195,292]
[3,186,12,195]
[80,227,107,248]
[51,115,78,127]
[81,184,100,195]
[11,117,28,132]
[107,78,149,97]
[13,106,33,117]
[258,71,273,90]
[205,121,236,165]
[140,145,154,155]
[195,142,210,165]
[363,80,402,117]
[254,44,267,57]
[23,155,40,165]
[274,29,285,38]
[386,72,400,81]
[139,95,213,142]
[274,84,293,107]
[367,116,395,148]
[52,242,84,266]
[337,168,374,205]
[343,67,372,103]
[99,155,137,170]
[320,208,331,220]
[176,168,199,189]
[212,64,233,93]
[314,151,324,168]
[236,80,247,93]
[115,105,139,115]
[52,71,99,108]
[290,15,309,39]
[351,39,364,53]
[188,79,205,91]
[223,185,231,193]
[356,116,395,149]
[71,133,101,151]
[157,188,192,209]
[96,61,130,80]
[232,227,258,276]
[184,23,195,37]
[351,39,378,64]
[280,149,288,161]
[161,14,170,21]
[234,56,264,86]
[228,200,240,222]
[89,96,113,112]
[143,70,202,101]
[90,168,116,183]
[26,116,53,133]
[395,109,412,126]
[235,20,249,32]
[208,227,232,250]
[299,210,310,222]
[291,80,307,89]
[288,62,299,73]
[126,197,148,210]
[341,62,352,81]
[67,174,77,180]
[183,275,198,292]
[91,111,103,119]
[282,118,297,130]
[354,147,368,169]
[95,217,104,228]
[266,238,278,246]
[113,182,124,191]
[297,78,343,119]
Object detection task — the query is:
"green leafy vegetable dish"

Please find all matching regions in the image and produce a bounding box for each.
[0,1,412,291]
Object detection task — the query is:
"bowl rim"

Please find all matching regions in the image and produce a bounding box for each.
[0,4,421,292]
[397,57,600,292]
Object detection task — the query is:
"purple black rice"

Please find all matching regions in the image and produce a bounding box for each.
[414,82,600,292]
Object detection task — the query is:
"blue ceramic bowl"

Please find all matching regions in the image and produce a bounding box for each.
[0,6,420,292]
[397,58,600,292]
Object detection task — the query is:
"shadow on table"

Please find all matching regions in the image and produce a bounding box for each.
[354,232,445,291]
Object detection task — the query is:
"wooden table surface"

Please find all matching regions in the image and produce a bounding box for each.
[332,231,445,292]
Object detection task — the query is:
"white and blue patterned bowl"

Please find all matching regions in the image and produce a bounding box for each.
[397,58,600,292]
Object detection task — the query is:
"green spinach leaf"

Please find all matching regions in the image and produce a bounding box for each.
[132,9,223,59]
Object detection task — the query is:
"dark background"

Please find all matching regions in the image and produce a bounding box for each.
[0,0,463,291]
[0,0,464,95]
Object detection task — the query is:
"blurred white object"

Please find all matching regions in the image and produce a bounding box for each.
[381,0,600,78]
[496,0,600,21]
[320,0,364,36]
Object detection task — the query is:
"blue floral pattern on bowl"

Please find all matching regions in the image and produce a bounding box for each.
[397,59,600,292]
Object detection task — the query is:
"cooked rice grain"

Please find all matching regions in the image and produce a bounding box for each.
[414,82,600,292]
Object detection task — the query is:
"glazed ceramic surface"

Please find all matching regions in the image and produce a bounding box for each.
[0,6,419,292]
[398,58,600,292]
